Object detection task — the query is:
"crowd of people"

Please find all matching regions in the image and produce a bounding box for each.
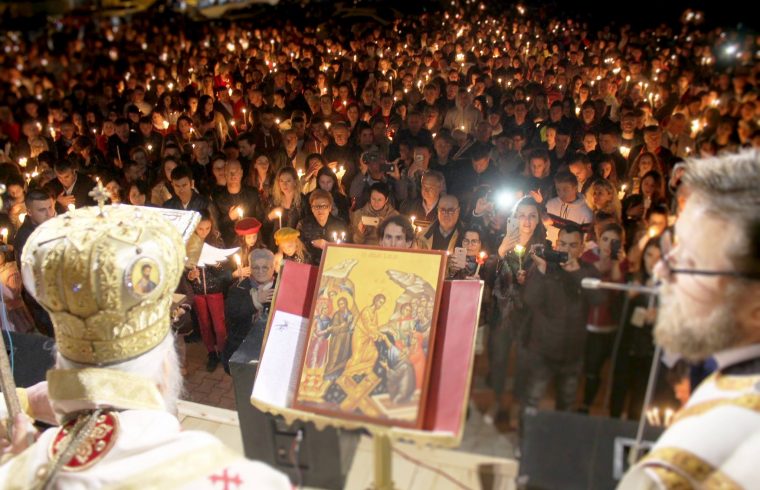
[0,2,757,431]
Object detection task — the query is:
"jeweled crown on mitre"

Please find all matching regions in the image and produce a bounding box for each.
[20,205,199,365]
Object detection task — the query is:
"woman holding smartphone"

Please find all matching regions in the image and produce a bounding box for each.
[488,197,550,429]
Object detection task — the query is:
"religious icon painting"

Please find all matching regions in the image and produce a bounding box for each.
[127,257,161,297]
[293,244,447,429]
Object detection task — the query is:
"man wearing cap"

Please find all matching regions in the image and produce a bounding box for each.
[349,149,408,210]
[0,205,290,489]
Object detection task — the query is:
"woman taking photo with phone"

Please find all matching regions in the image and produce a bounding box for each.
[488,196,549,429]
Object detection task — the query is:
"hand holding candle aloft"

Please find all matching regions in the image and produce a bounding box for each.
[474,251,487,277]
[618,184,627,200]
[234,253,242,278]
[514,244,526,271]
[334,165,346,182]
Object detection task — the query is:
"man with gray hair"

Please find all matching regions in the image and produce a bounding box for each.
[223,248,277,371]
[620,150,760,488]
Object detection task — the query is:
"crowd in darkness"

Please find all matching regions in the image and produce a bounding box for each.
[0,2,757,429]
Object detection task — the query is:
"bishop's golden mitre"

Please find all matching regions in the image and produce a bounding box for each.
[20,205,194,365]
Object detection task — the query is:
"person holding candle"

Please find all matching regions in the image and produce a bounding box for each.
[488,196,550,429]
[265,167,305,241]
[44,159,97,214]
[186,210,231,372]
[399,170,444,230]
[299,153,328,194]
[298,189,349,265]
[449,226,496,281]
[212,159,263,246]
[2,175,26,230]
[309,166,351,223]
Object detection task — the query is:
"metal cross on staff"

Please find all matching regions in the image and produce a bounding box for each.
[88,180,110,216]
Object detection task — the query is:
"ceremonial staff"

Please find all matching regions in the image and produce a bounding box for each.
[0,183,23,441]
[0,307,22,439]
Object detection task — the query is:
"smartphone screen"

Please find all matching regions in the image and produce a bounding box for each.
[453,247,467,269]
[506,217,520,238]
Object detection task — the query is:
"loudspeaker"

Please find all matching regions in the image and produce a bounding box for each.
[520,410,664,490]
[3,331,56,388]
[229,323,358,489]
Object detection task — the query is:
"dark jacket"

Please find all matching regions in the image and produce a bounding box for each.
[45,173,96,214]
[164,191,220,226]
[523,261,601,362]
[212,186,263,246]
[222,277,274,372]
[297,214,349,265]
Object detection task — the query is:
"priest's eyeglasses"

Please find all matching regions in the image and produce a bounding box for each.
[657,229,760,281]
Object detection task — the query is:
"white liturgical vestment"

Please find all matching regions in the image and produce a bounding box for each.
[618,344,760,489]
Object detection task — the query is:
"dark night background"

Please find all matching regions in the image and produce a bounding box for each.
[0,0,755,32]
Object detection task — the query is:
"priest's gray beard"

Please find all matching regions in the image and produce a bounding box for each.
[654,282,743,362]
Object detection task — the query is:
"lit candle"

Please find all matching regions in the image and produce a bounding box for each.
[18,213,26,224]
[275,210,282,229]
[67,203,76,212]
[410,215,416,228]
[236,206,244,220]
[475,251,488,276]
[234,253,242,278]
[618,184,627,200]
[0,228,7,244]
[332,231,338,242]
[18,157,27,168]
[514,244,526,270]
[619,146,631,159]
[297,169,304,179]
